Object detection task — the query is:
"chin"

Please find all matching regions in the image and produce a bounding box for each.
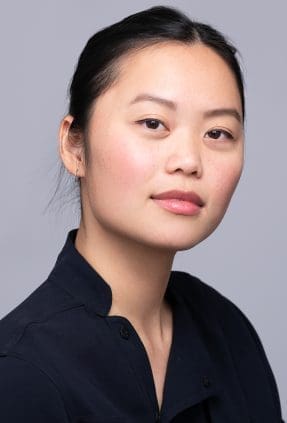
[148,220,222,252]
[141,230,209,252]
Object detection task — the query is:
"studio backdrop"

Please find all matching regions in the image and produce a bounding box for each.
[0,0,286,416]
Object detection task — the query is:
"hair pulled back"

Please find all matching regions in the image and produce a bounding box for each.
[68,5,245,164]
[47,5,245,215]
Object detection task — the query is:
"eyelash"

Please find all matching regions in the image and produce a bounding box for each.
[136,119,234,141]
[205,129,234,141]
[136,118,166,130]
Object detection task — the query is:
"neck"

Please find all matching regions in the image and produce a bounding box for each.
[75,218,175,341]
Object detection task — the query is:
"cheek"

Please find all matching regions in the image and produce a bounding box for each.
[91,136,156,197]
[208,156,243,212]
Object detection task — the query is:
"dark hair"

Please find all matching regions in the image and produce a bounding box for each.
[46,5,245,215]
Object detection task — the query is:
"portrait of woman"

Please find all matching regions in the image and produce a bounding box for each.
[0,4,285,422]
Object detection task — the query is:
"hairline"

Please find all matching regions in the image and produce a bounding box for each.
[85,38,244,141]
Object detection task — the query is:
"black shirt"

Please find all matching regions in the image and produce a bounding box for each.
[0,229,284,422]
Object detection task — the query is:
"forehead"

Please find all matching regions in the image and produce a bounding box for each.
[108,42,241,110]
[94,41,242,118]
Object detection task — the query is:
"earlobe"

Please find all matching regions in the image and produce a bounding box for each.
[58,115,85,177]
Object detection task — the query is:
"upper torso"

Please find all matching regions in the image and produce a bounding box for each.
[0,229,283,422]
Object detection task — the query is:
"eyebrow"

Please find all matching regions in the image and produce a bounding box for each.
[129,94,177,110]
[129,93,243,124]
[203,108,243,124]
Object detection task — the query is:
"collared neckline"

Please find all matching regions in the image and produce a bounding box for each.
[49,228,220,418]
[50,228,177,317]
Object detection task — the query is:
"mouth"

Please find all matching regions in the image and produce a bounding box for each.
[151,190,204,216]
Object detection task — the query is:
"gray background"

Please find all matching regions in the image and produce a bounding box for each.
[0,0,286,416]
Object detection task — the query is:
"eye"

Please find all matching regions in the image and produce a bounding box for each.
[137,118,166,130]
[205,129,234,140]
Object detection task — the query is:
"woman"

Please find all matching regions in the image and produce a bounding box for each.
[0,5,284,422]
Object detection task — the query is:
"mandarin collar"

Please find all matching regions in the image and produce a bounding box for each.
[49,228,177,317]
[49,229,221,415]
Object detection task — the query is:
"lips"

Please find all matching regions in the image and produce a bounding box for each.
[151,190,204,216]
[151,190,204,207]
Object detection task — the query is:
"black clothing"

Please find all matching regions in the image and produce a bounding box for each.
[0,229,284,422]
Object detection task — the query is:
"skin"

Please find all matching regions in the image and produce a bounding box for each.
[59,42,244,352]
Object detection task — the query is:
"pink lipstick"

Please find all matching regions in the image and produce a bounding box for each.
[151,190,204,216]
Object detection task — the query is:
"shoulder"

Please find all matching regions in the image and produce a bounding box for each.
[0,277,80,421]
[171,269,258,328]
[0,354,69,421]
[170,269,241,317]
[171,269,272,355]
[0,276,81,355]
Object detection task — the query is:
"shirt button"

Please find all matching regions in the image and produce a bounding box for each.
[202,376,211,388]
[119,325,130,340]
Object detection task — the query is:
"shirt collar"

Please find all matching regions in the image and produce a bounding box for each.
[49,228,220,416]
[50,228,113,316]
[49,228,177,317]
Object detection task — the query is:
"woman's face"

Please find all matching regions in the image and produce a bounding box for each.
[80,42,244,251]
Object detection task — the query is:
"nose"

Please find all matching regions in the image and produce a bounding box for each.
[165,132,203,178]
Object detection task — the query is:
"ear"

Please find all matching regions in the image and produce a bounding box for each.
[58,115,86,177]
